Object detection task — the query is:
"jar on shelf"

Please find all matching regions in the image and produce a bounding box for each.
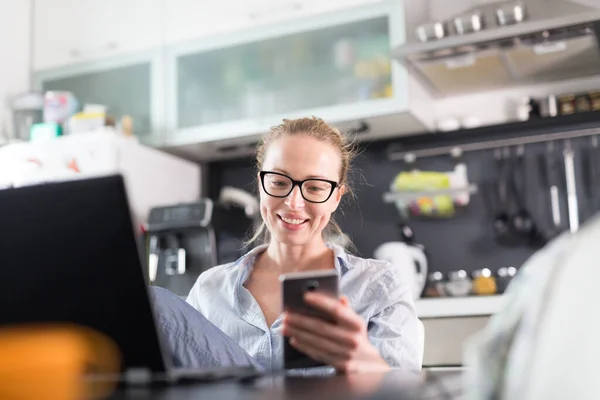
[423,271,446,298]
[472,268,497,296]
[497,266,518,294]
[446,270,472,297]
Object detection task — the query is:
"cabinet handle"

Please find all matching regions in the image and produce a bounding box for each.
[248,2,303,19]
[69,42,118,58]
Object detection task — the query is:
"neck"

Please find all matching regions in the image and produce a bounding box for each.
[262,238,334,274]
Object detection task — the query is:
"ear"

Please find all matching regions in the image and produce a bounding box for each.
[256,171,262,193]
[331,184,346,211]
[336,184,347,202]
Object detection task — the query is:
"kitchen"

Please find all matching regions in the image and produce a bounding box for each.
[0,0,599,398]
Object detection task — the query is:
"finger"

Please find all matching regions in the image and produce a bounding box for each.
[284,312,358,349]
[289,337,365,374]
[289,336,351,371]
[286,325,351,360]
[289,337,325,364]
[303,292,364,330]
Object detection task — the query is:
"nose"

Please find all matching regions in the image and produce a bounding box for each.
[285,186,305,209]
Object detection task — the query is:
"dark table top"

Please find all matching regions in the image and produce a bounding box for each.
[107,369,463,400]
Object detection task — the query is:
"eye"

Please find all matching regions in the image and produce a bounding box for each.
[304,180,330,192]
[271,179,289,187]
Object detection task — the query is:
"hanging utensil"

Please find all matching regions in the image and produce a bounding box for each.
[541,143,563,229]
[563,140,579,233]
[587,136,600,215]
[493,148,524,247]
[493,148,511,242]
[508,145,539,244]
[582,144,597,219]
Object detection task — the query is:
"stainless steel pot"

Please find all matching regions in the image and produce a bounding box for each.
[415,21,448,42]
[496,2,527,26]
[453,11,485,35]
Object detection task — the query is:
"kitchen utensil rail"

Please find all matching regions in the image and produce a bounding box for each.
[388,127,600,162]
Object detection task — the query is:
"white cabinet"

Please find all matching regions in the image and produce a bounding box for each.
[165,0,385,45]
[33,52,165,143]
[33,0,162,71]
[30,0,432,160]
[162,0,432,161]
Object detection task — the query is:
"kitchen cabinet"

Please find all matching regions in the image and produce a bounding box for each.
[165,0,386,45]
[415,296,506,367]
[163,0,431,161]
[33,52,165,144]
[33,0,162,71]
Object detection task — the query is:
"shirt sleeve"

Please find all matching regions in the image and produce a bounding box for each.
[365,267,423,372]
[185,271,208,313]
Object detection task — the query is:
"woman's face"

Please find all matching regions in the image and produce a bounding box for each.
[259,135,345,247]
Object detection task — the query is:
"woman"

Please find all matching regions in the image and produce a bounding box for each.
[151,117,422,374]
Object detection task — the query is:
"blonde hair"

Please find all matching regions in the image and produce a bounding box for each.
[246,116,357,248]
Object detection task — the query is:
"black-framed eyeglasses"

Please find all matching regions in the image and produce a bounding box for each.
[259,171,339,204]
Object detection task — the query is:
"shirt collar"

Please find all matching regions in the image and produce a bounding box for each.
[232,242,353,278]
[230,243,354,322]
[326,243,353,273]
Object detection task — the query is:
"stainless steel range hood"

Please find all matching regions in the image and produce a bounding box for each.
[394,0,600,96]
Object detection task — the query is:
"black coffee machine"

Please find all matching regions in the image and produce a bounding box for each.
[144,195,255,297]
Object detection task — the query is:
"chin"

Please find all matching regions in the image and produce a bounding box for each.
[272,231,312,246]
[274,233,306,245]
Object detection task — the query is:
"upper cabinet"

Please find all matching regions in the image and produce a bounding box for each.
[165,0,386,45]
[31,0,432,160]
[163,0,432,160]
[33,0,162,70]
[33,52,165,143]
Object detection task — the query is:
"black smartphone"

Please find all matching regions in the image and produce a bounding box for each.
[279,269,339,369]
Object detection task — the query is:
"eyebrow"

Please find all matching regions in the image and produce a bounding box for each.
[272,168,332,181]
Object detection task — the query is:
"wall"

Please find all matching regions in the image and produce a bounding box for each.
[208,116,600,278]
[0,0,31,139]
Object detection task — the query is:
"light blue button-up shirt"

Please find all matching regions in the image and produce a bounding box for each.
[186,243,422,374]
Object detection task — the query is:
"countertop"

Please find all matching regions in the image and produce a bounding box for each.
[415,295,507,318]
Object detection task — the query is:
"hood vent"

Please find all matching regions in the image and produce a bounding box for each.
[395,0,600,96]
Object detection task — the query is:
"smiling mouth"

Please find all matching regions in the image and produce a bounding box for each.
[278,215,308,225]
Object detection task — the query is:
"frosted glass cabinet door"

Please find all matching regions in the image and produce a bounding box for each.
[172,11,393,131]
[33,54,164,143]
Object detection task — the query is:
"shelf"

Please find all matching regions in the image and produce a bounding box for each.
[415,295,507,319]
[383,185,478,203]
[369,110,600,154]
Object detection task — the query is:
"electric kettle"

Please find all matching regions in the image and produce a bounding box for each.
[373,241,428,300]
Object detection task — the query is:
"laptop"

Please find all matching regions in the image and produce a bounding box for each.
[0,174,260,384]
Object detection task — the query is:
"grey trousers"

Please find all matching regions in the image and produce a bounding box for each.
[148,286,263,371]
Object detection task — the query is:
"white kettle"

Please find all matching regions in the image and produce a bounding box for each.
[373,242,428,300]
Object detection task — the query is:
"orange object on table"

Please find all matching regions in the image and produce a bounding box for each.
[0,324,121,400]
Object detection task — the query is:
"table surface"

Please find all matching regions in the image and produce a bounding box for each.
[107,369,463,400]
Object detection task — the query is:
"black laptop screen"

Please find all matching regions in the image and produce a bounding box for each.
[0,175,167,373]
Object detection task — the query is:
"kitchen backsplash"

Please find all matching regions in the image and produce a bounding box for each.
[207,117,600,275]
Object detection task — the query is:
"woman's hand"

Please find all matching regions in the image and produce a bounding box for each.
[282,292,390,373]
